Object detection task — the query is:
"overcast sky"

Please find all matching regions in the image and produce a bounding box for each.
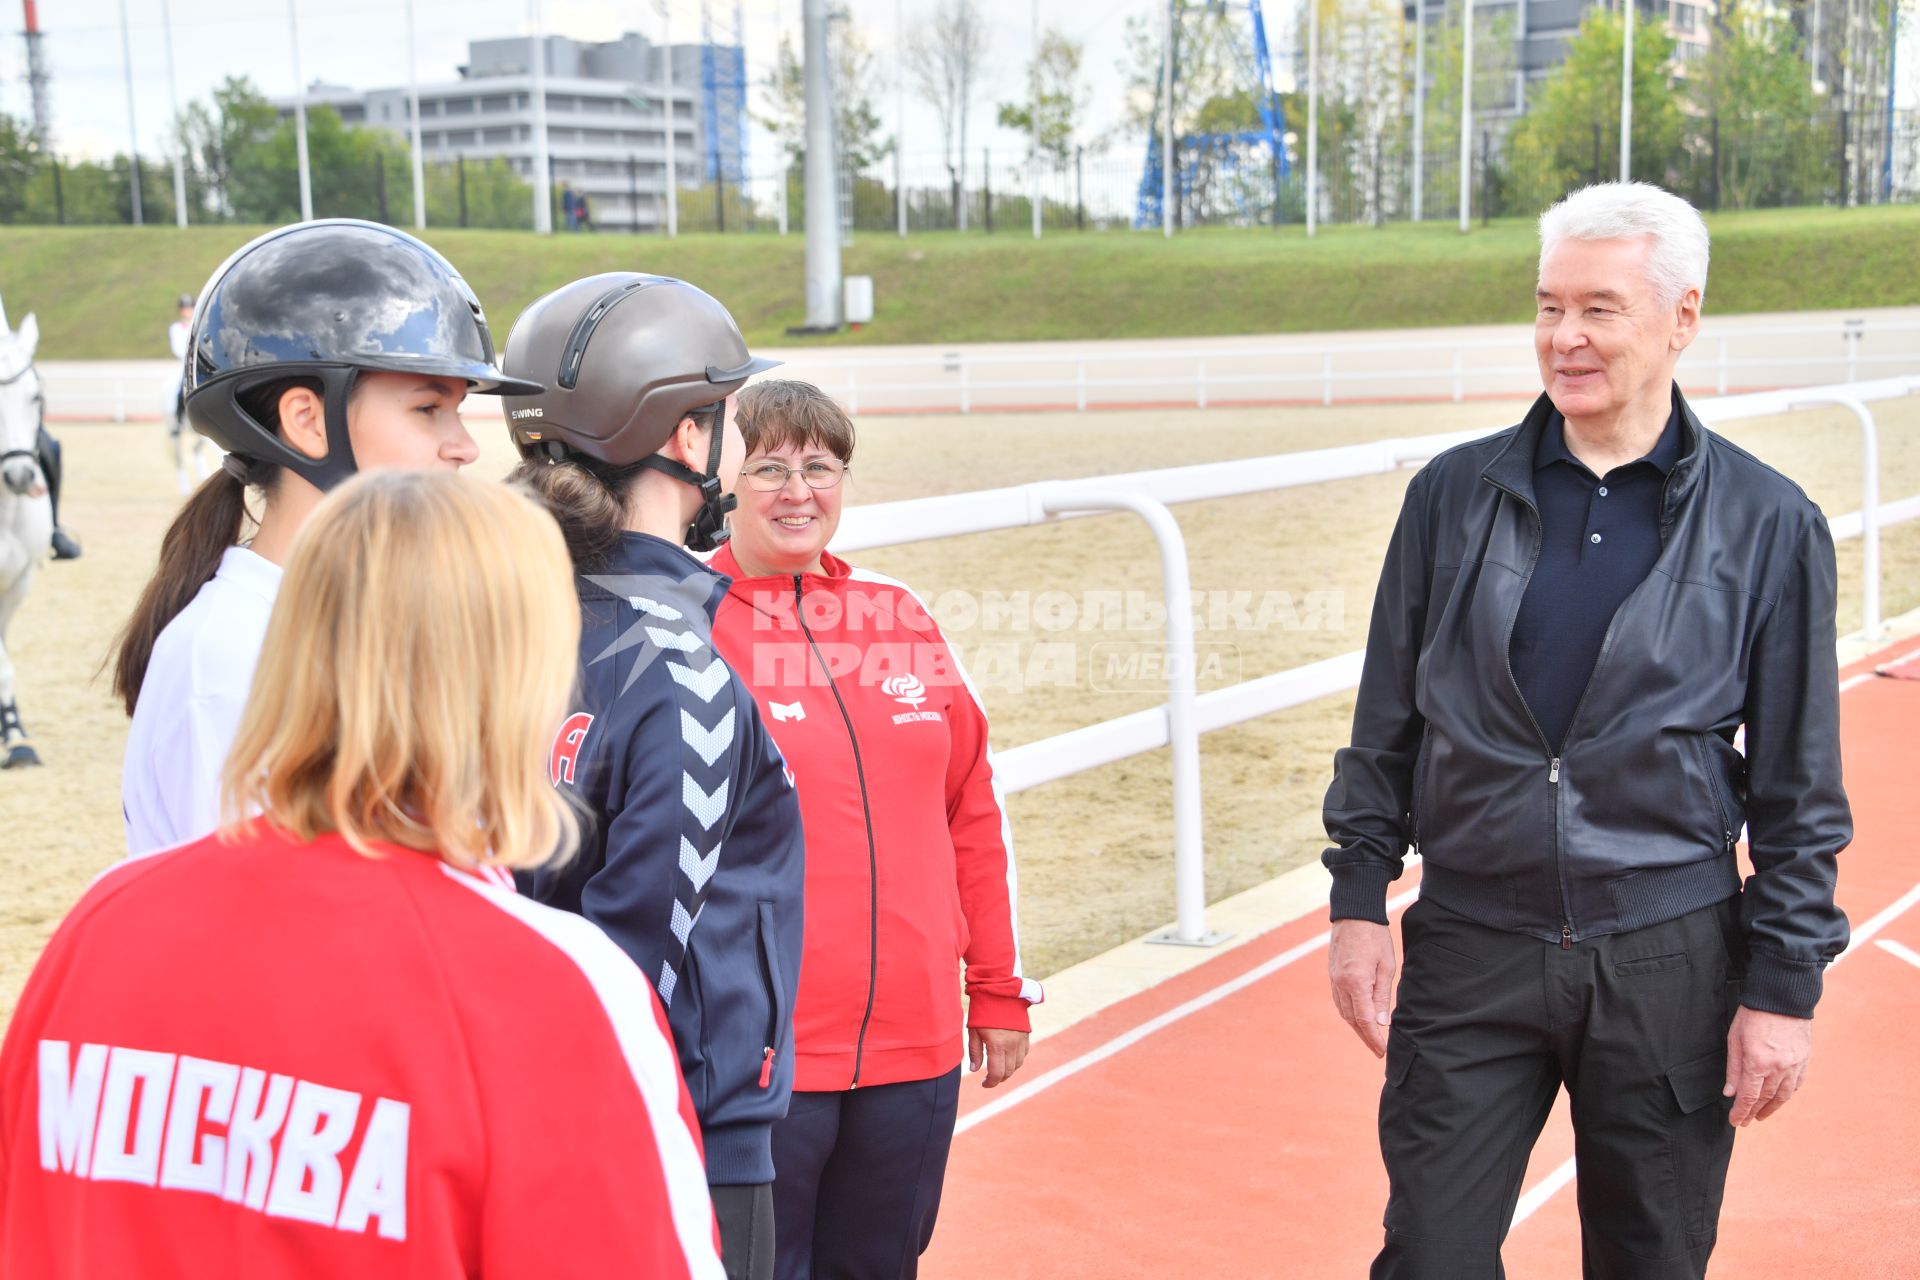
[1,0,1164,176]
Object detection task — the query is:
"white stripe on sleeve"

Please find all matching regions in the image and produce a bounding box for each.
[439,866,723,1279]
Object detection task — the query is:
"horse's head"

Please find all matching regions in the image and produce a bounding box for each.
[0,306,46,497]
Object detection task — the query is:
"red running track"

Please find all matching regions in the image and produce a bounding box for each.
[924,640,1920,1279]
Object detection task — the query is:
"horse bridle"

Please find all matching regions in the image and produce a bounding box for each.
[0,358,42,469]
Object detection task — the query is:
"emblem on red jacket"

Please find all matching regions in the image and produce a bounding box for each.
[882,675,927,709]
[549,712,595,786]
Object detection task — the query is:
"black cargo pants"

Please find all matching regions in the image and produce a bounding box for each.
[1372,895,1745,1280]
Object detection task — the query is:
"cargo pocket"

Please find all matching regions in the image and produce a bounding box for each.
[1665,1049,1736,1241]
[1385,1026,1418,1089]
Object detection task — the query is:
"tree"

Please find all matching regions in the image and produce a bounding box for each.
[995,30,1085,167]
[1689,1,1831,208]
[1505,9,1684,212]
[755,26,890,175]
[905,0,988,228]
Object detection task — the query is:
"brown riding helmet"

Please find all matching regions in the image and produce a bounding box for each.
[499,273,778,465]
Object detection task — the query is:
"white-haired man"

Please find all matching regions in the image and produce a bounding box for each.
[1322,182,1850,1277]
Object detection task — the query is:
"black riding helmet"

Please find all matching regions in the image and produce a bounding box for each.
[185,219,542,493]
[499,273,778,552]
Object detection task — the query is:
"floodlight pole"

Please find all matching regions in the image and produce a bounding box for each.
[1162,0,1174,238]
[1620,0,1634,180]
[801,0,843,328]
[1411,0,1424,223]
[661,0,678,236]
[160,0,188,226]
[118,0,144,225]
[286,0,313,220]
[896,0,907,236]
[407,0,427,227]
[1307,0,1319,237]
[1030,0,1042,239]
[1458,0,1473,232]
[530,0,553,234]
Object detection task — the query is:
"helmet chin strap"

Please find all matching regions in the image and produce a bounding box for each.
[637,404,735,552]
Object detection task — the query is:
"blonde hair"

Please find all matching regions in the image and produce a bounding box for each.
[223,471,581,870]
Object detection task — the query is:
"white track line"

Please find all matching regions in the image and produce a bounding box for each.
[955,886,1423,1136]
[1840,645,1920,693]
[1834,878,1920,965]
[1512,1158,1581,1226]
[1875,939,1920,970]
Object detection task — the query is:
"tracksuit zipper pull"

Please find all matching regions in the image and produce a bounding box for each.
[758,1047,775,1088]
[1548,757,1561,784]
[1561,922,1573,950]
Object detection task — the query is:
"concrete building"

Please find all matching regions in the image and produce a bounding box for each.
[278,31,747,232]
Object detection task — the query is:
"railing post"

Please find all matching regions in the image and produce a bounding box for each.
[1035,487,1226,947]
[1793,393,1882,639]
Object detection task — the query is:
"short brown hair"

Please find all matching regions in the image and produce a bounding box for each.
[736,380,855,463]
[222,471,581,871]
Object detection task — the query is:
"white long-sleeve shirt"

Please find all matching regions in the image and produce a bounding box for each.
[121,546,280,856]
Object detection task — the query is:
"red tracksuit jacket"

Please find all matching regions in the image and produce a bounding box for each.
[708,547,1042,1091]
[0,825,723,1279]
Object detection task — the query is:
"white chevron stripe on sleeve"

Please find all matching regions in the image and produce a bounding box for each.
[682,775,731,830]
[679,836,721,894]
[680,707,736,767]
[628,596,685,622]
[646,626,703,653]
[667,659,732,702]
[657,962,677,1005]
[670,898,697,946]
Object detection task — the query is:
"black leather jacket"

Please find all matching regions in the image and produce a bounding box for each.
[1324,387,1850,1019]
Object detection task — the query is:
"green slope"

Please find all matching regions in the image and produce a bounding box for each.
[3,204,1916,360]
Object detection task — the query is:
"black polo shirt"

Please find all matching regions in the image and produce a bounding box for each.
[1508,405,1683,754]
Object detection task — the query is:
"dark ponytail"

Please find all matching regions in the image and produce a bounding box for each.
[109,378,306,714]
[110,470,252,714]
[509,454,648,572]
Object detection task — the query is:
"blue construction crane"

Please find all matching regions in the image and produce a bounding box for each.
[1136,0,1292,228]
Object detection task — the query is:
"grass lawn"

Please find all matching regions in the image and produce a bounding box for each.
[3,203,1917,359]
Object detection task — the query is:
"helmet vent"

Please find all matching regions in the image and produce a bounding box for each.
[557,278,653,390]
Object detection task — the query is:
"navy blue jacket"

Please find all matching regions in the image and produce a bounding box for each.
[522,533,805,1184]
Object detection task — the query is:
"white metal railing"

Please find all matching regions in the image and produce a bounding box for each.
[811,318,1920,414]
[834,375,1920,944]
[37,317,1920,422]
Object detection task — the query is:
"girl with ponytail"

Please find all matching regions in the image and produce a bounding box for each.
[113,220,539,856]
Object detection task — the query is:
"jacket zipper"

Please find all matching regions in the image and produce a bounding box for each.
[1486,474,1575,948]
[792,575,882,1089]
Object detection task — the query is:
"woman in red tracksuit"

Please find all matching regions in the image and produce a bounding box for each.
[707,381,1042,1280]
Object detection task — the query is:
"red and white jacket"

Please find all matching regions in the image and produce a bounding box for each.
[0,825,722,1279]
[708,547,1042,1091]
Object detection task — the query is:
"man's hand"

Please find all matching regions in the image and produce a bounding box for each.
[968,1027,1030,1089]
[1328,919,1397,1058]
[1724,1006,1813,1126]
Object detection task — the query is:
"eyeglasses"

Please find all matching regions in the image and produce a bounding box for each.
[742,459,849,492]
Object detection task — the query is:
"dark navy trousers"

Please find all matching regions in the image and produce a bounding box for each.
[770,1067,962,1280]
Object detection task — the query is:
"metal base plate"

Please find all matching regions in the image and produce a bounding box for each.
[1144,929,1233,948]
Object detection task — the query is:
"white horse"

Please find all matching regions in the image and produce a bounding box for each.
[0,298,53,768]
